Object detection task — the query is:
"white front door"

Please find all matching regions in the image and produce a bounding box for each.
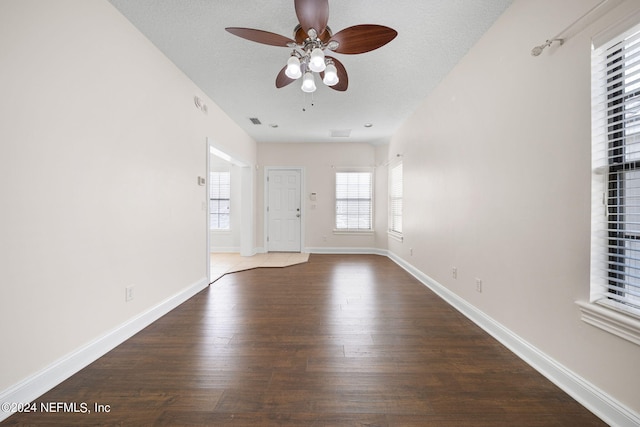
[267,169,301,252]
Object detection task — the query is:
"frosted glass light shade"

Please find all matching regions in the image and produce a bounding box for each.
[309,48,326,72]
[301,71,316,93]
[285,56,302,79]
[323,63,339,86]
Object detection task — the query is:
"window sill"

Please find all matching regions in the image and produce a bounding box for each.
[210,229,232,234]
[576,300,640,346]
[388,230,403,242]
[333,229,374,235]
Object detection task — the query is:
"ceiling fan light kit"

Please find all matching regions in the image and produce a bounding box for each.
[225,0,397,94]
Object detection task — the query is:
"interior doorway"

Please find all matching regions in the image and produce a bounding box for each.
[206,139,254,283]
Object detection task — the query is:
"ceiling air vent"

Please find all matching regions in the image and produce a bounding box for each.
[331,129,351,138]
[249,117,262,125]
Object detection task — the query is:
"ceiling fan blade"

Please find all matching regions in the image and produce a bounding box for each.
[294,25,307,44]
[322,56,348,92]
[275,66,296,88]
[295,0,329,37]
[329,25,398,54]
[226,27,295,47]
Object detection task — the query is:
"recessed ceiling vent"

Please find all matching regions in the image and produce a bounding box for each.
[331,129,351,138]
[249,117,262,125]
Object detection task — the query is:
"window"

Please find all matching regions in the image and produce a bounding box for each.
[389,162,403,235]
[210,171,230,230]
[335,171,372,231]
[587,21,640,344]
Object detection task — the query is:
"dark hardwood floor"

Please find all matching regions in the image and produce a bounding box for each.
[4,254,605,426]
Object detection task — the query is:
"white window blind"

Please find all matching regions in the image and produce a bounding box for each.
[210,171,230,230]
[592,23,640,314]
[389,162,403,234]
[335,171,372,230]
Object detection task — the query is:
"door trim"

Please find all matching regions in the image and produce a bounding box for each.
[264,167,304,253]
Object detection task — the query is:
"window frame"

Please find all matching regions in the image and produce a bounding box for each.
[585,20,640,345]
[334,169,374,233]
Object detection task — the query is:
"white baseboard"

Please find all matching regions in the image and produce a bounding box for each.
[306,246,388,256]
[387,251,640,427]
[209,247,240,253]
[0,276,209,423]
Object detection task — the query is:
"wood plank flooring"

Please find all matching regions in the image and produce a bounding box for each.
[4,254,605,426]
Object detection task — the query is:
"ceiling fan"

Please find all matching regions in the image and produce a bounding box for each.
[225,0,398,93]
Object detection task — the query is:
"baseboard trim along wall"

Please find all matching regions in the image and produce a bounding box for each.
[0,277,209,423]
[210,247,241,253]
[385,251,640,427]
[306,247,387,256]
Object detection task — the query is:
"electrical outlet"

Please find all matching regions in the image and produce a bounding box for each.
[452,267,457,279]
[475,278,482,293]
[125,285,134,302]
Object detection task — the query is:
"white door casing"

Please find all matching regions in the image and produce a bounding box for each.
[266,168,302,252]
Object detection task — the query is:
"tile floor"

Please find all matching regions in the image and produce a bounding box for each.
[210,252,310,282]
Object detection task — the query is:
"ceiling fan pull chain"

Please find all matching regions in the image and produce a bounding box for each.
[301,91,316,112]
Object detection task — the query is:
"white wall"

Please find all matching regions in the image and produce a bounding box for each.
[257,142,387,252]
[0,0,256,397]
[388,0,640,416]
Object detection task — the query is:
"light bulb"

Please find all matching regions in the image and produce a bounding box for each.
[323,63,339,86]
[308,48,326,72]
[301,71,316,93]
[285,56,302,79]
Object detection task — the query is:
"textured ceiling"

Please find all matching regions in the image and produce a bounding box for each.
[107,0,513,145]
